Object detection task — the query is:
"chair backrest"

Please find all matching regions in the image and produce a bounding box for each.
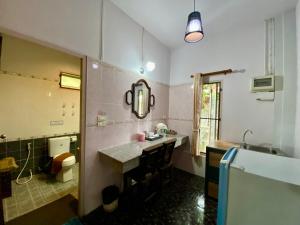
[140,147,162,172]
[162,141,176,165]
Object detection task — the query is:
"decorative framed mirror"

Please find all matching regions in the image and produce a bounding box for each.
[125,79,155,119]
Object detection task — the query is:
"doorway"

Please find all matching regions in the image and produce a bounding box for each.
[0,32,84,224]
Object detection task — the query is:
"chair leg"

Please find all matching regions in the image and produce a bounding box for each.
[159,170,164,191]
[169,165,174,182]
[162,166,173,186]
[123,173,129,193]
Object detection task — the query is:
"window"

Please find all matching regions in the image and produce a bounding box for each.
[199,82,221,153]
[59,72,81,90]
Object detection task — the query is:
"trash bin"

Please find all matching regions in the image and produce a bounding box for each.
[102,185,119,213]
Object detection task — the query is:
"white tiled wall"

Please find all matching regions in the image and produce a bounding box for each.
[83,59,170,214]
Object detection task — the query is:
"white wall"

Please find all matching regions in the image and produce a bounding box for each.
[0,75,80,140]
[0,0,171,86]
[0,0,101,58]
[103,0,171,85]
[170,22,274,145]
[272,9,297,156]
[82,1,172,214]
[168,21,274,176]
[294,1,300,158]
[0,35,81,140]
[1,34,81,80]
[169,11,298,176]
[83,59,169,214]
[0,0,172,216]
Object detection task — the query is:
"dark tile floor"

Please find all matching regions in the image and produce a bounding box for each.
[83,168,217,225]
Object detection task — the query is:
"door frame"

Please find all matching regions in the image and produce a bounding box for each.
[0,27,88,217]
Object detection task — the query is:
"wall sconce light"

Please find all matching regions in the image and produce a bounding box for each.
[146,61,156,72]
[92,63,99,69]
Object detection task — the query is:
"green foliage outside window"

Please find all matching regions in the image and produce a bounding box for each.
[199,82,221,153]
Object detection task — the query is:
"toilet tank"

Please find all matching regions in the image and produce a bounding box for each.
[48,136,70,157]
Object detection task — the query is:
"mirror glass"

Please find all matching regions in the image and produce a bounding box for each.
[133,80,150,118]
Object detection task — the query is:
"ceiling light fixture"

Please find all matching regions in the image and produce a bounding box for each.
[184,0,204,43]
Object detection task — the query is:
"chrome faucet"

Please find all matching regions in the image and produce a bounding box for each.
[242,129,253,148]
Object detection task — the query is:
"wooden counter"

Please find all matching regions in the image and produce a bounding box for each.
[205,140,239,200]
[207,140,239,151]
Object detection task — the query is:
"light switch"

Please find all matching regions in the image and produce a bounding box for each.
[97,114,107,127]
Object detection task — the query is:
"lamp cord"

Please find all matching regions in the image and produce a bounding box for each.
[141,27,144,65]
[99,0,104,61]
[194,0,196,11]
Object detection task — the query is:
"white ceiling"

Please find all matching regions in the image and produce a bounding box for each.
[111,0,298,49]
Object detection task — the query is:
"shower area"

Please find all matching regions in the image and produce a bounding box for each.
[0,33,81,222]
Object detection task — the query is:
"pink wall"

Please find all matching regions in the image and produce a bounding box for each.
[84,58,169,214]
[167,84,206,177]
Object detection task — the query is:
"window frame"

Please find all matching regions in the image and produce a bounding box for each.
[199,81,222,154]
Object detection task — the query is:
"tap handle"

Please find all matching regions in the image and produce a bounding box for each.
[0,134,7,140]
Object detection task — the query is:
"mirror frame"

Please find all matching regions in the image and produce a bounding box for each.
[125,79,155,119]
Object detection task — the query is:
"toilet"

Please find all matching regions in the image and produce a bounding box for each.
[48,136,76,182]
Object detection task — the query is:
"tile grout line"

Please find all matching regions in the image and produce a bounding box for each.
[30,177,50,211]
[3,197,8,222]
[32,139,35,173]
[19,140,21,178]
[26,182,37,209]
[5,132,79,143]
[5,140,7,157]
[6,165,79,222]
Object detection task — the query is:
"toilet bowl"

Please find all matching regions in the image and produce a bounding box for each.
[48,136,76,183]
[55,154,76,182]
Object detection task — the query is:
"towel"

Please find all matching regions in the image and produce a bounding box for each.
[51,152,73,174]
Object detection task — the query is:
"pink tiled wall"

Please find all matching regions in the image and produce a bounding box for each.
[167,84,206,177]
[84,58,169,213]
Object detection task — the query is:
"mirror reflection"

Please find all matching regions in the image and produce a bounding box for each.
[134,82,149,117]
[125,79,155,119]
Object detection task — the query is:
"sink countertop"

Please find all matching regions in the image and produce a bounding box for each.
[207,140,287,156]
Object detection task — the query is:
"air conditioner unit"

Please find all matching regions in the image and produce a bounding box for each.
[251,75,274,92]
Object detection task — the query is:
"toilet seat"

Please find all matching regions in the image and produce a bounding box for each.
[62,155,76,167]
[53,154,76,167]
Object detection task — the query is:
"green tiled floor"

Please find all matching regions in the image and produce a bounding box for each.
[3,163,79,222]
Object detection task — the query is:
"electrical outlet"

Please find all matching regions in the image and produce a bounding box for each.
[97,121,106,127]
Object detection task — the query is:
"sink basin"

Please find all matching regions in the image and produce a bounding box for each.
[0,157,18,172]
[241,144,279,155]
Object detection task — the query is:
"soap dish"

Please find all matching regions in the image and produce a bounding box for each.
[145,135,163,141]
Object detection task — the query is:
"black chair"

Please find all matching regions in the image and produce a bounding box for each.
[158,141,176,186]
[125,146,162,202]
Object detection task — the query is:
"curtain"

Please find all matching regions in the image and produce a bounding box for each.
[192,73,203,156]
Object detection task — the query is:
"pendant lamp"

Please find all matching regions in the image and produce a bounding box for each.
[184,0,204,43]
